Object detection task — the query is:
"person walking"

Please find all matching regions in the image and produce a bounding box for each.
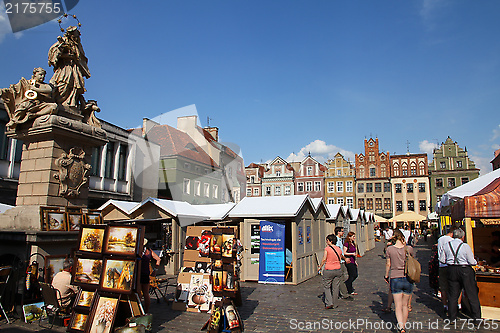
[443,228,481,322]
[343,231,358,295]
[384,229,415,333]
[383,227,394,258]
[318,234,346,309]
[334,227,352,300]
[437,225,456,315]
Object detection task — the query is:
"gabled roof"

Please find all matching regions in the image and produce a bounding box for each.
[341,206,353,220]
[326,204,345,221]
[311,197,329,217]
[228,194,313,218]
[192,203,236,221]
[98,199,140,215]
[350,208,362,222]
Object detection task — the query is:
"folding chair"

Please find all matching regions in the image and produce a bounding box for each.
[0,266,12,324]
[39,282,68,329]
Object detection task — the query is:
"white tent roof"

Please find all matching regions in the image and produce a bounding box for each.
[350,208,362,221]
[139,197,209,227]
[228,194,312,218]
[439,169,500,209]
[192,203,236,221]
[341,206,353,220]
[326,204,343,221]
[311,197,329,216]
[0,203,14,214]
[98,199,140,215]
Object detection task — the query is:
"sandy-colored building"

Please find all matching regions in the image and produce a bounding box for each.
[324,153,355,207]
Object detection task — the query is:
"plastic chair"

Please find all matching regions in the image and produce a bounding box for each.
[39,282,67,329]
[0,266,12,324]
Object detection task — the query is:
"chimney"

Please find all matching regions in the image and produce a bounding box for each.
[142,118,159,138]
[205,127,219,142]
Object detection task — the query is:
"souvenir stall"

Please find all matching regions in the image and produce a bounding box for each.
[326,204,352,235]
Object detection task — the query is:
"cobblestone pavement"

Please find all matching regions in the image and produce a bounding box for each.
[1,238,497,332]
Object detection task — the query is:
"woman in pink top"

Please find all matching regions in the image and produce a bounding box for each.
[318,234,346,309]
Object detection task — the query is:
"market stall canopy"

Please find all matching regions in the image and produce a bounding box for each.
[98,199,140,215]
[350,208,365,223]
[326,204,344,221]
[192,203,236,221]
[389,211,427,222]
[311,198,328,216]
[464,177,500,219]
[374,214,388,222]
[438,168,500,211]
[139,197,209,227]
[228,194,313,218]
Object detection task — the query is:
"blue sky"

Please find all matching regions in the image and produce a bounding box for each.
[1,0,499,174]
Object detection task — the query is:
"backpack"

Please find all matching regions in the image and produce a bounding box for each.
[404,246,421,283]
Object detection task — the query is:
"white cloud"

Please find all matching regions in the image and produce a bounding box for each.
[469,154,492,176]
[420,0,450,31]
[0,2,12,44]
[491,124,500,141]
[419,140,439,155]
[286,140,355,165]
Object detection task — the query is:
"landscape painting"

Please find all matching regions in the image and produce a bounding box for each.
[73,258,102,287]
[104,225,141,256]
[79,226,105,254]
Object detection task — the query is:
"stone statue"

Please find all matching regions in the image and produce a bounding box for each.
[48,25,90,109]
[0,67,58,129]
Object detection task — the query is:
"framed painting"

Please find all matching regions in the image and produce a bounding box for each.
[44,255,67,283]
[68,310,89,333]
[85,210,102,225]
[67,212,84,231]
[46,210,67,231]
[39,206,59,231]
[78,225,106,255]
[22,301,47,323]
[103,225,143,257]
[100,258,137,294]
[66,206,83,214]
[87,293,120,333]
[72,257,102,288]
[74,289,96,310]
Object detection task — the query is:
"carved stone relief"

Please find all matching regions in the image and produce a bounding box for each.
[54,147,91,198]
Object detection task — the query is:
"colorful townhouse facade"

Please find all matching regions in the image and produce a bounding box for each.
[293,155,327,199]
[324,153,355,207]
[245,162,266,197]
[261,156,295,196]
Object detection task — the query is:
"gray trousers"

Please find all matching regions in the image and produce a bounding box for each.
[339,262,349,298]
[322,268,342,307]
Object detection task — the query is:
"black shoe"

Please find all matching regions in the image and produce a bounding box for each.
[343,296,354,301]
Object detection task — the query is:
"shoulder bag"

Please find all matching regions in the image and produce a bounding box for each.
[404,246,421,283]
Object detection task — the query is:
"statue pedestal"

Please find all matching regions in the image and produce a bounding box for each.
[7,111,107,208]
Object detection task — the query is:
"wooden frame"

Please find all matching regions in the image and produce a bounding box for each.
[67,212,84,231]
[100,257,138,294]
[78,225,106,255]
[74,289,96,311]
[22,301,47,323]
[66,206,83,214]
[39,206,59,231]
[103,225,143,257]
[87,293,121,333]
[44,255,67,283]
[85,210,102,225]
[46,210,67,231]
[68,310,90,333]
[72,257,103,289]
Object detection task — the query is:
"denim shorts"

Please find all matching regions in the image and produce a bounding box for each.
[390,277,413,295]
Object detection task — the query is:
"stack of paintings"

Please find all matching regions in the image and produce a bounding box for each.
[68,224,144,333]
[39,207,102,231]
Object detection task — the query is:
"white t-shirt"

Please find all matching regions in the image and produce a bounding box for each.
[400,229,411,244]
[383,229,393,240]
[437,234,453,268]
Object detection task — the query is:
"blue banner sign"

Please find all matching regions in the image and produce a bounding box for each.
[258,221,285,284]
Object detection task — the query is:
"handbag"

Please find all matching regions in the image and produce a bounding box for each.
[404,246,421,283]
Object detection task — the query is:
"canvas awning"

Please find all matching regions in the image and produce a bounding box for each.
[464,177,500,218]
[389,211,427,222]
[373,214,388,222]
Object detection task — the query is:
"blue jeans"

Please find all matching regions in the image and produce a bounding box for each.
[390,277,413,295]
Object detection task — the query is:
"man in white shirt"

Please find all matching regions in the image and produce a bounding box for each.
[400,225,411,244]
[437,226,455,314]
[383,227,394,258]
[444,228,481,322]
[52,258,78,308]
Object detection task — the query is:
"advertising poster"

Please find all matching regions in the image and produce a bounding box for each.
[258,221,285,284]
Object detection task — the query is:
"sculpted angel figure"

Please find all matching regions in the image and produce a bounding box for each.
[0,67,58,129]
[48,25,90,109]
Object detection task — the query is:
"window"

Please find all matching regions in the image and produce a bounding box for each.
[420,200,426,211]
[328,182,335,193]
[366,198,373,210]
[250,176,255,183]
[254,188,259,196]
[276,170,281,177]
[14,139,23,163]
[419,183,425,193]
[384,198,391,210]
[90,146,102,177]
[407,183,413,193]
[440,161,446,169]
[195,181,201,196]
[396,201,403,211]
[393,165,399,177]
[410,164,417,176]
[370,168,376,177]
[402,169,407,176]
[265,186,271,196]
[375,198,382,210]
[184,163,190,170]
[395,184,402,193]
[183,179,191,194]
[436,178,443,187]
[461,177,469,185]
[298,182,304,192]
[358,198,365,208]
[366,183,373,192]
[456,160,463,168]
[381,165,386,177]
[336,181,343,192]
[328,198,335,204]
[359,166,365,178]
[384,183,391,192]
[285,185,291,195]
[213,185,218,198]
[375,183,381,192]
[118,144,128,181]
[408,200,414,211]
[357,183,364,193]
[306,166,313,176]
[337,198,344,205]
[306,182,312,191]
[448,178,456,188]
[369,152,375,162]
[337,169,342,176]
[0,122,9,160]
[195,166,200,173]
[104,142,115,179]
[419,163,425,175]
[247,188,252,196]
[437,195,442,203]
[346,181,353,192]
[205,183,210,197]
[275,186,281,195]
[346,197,353,208]
[314,181,321,191]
